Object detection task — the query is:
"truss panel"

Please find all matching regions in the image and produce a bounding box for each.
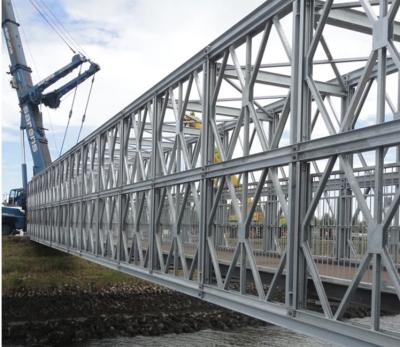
[28,1,400,345]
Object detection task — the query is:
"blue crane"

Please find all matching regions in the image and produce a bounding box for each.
[2,0,100,234]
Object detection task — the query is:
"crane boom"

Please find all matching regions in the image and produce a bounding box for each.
[2,0,100,175]
[2,0,51,173]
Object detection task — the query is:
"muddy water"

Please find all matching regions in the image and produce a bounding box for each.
[85,325,335,346]
[85,314,400,347]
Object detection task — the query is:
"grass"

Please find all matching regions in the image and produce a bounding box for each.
[2,236,142,294]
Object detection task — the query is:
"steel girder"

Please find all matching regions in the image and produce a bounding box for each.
[28,1,400,346]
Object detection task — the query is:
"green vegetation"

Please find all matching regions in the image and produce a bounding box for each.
[2,236,142,294]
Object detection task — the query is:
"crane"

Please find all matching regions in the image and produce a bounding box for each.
[1,0,100,234]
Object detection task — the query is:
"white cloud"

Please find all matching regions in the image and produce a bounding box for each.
[2,0,265,160]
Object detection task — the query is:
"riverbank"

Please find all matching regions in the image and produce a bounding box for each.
[3,284,265,345]
[2,237,392,346]
[2,237,265,345]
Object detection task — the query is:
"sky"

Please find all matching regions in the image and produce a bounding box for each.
[1,0,266,195]
[1,1,399,198]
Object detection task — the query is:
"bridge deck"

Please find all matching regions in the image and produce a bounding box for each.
[153,244,393,290]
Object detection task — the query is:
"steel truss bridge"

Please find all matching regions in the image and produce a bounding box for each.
[27,0,400,345]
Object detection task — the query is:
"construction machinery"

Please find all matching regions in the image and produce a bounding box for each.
[1,0,100,233]
[1,188,25,234]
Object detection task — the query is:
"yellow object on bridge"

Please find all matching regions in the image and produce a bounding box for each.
[184,112,263,223]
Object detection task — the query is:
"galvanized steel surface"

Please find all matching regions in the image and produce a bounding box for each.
[28,0,400,346]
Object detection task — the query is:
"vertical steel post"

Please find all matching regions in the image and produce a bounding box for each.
[117,118,125,263]
[240,35,252,294]
[287,0,313,310]
[95,135,101,256]
[79,146,84,253]
[66,156,72,250]
[371,0,388,331]
[200,52,214,286]
[150,96,160,271]
[337,93,351,260]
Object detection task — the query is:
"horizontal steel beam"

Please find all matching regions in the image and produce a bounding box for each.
[324,8,400,42]
[32,120,396,197]
[127,139,174,149]
[171,101,271,121]
[224,67,346,97]
[154,119,400,187]
[28,166,400,210]
[340,58,398,87]
[144,123,200,136]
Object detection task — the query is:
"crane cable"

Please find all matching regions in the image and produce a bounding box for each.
[59,66,82,156]
[28,0,96,151]
[77,75,95,143]
[28,0,76,54]
[35,0,89,57]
